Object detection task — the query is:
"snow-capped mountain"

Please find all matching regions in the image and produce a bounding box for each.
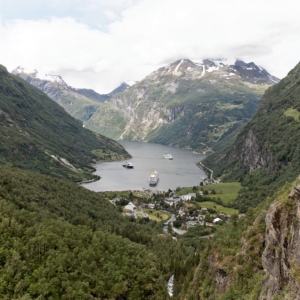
[12,66,111,121]
[13,66,68,87]
[84,58,280,151]
[12,59,280,152]
[148,58,279,85]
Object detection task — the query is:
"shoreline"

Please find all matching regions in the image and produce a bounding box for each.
[198,161,214,181]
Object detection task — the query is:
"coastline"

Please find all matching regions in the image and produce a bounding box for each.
[198,161,214,181]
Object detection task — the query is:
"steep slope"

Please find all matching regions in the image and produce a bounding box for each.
[85,59,279,151]
[12,66,108,121]
[179,176,300,300]
[0,165,169,299]
[12,66,131,122]
[0,65,128,181]
[203,61,300,211]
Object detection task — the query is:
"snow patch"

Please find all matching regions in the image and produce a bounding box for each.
[207,66,219,72]
[15,66,37,74]
[15,66,67,85]
[126,80,138,86]
[174,60,183,73]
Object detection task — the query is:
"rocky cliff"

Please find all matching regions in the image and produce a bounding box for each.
[202,61,300,211]
[259,183,300,299]
[86,58,278,151]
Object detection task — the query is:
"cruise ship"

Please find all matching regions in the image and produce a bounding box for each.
[149,170,159,185]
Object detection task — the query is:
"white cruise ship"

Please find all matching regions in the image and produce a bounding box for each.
[149,170,159,185]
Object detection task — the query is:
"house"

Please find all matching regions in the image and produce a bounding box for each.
[148,203,155,209]
[213,217,222,224]
[124,202,136,213]
[180,193,196,201]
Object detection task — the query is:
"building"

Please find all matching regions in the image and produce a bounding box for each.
[180,193,196,201]
[213,217,222,224]
[124,202,136,213]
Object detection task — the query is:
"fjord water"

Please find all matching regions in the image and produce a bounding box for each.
[82,141,207,192]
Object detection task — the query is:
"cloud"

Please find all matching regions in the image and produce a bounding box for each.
[0,0,299,93]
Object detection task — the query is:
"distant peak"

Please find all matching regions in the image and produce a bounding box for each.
[12,66,68,86]
[15,66,38,74]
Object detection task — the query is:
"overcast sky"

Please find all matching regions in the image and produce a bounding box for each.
[0,0,299,93]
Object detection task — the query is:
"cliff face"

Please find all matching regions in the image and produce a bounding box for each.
[85,58,276,151]
[259,184,300,299]
[239,129,271,173]
[203,61,300,187]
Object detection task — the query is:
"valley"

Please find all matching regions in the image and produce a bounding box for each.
[1,58,300,300]
[12,58,279,153]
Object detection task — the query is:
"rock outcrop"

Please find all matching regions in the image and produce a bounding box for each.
[259,183,300,299]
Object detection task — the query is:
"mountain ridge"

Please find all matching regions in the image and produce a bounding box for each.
[0,64,129,181]
[12,58,279,152]
[85,58,279,151]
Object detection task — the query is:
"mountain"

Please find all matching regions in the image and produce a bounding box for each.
[11,66,110,122]
[107,80,138,96]
[1,65,129,181]
[203,61,300,211]
[12,59,279,152]
[85,58,279,151]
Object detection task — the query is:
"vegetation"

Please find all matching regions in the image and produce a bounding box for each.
[0,65,129,182]
[0,199,169,299]
[3,60,300,299]
[203,61,300,212]
[0,165,207,298]
[143,209,170,221]
[196,201,238,215]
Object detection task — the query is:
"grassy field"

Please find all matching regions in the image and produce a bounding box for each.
[177,182,241,204]
[203,182,241,204]
[284,108,300,122]
[143,209,170,222]
[198,201,238,215]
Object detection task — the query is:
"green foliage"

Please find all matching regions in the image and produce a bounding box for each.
[0,199,168,299]
[0,65,129,182]
[0,164,209,298]
[204,62,300,212]
[284,107,300,122]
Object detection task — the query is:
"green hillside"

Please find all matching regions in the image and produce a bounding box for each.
[0,166,170,299]
[0,65,129,182]
[203,61,300,212]
[0,165,205,299]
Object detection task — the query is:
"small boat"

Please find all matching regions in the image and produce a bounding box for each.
[123,162,134,168]
[126,163,134,169]
[149,170,159,185]
[163,153,173,160]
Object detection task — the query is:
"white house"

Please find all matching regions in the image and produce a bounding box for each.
[124,202,136,212]
[180,193,196,201]
[213,217,222,224]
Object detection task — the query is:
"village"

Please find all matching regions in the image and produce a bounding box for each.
[108,181,243,237]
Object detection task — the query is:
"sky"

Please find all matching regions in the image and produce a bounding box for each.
[0,0,300,93]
